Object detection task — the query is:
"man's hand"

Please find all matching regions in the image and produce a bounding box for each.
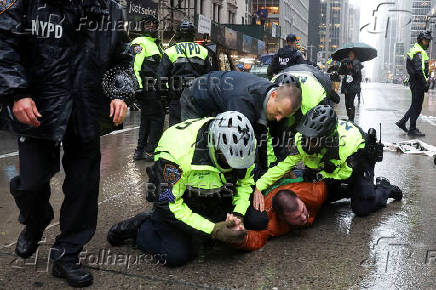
[13,98,42,127]
[110,99,128,126]
[253,188,265,212]
[226,213,245,230]
[211,221,247,243]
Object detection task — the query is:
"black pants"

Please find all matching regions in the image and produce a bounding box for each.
[137,94,165,152]
[326,155,391,217]
[345,92,356,122]
[10,125,100,261]
[136,196,267,267]
[398,82,425,130]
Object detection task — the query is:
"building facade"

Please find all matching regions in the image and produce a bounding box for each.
[411,0,432,46]
[252,0,309,51]
[316,0,353,65]
[308,0,321,62]
[159,0,252,33]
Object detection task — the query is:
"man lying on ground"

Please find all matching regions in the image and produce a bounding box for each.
[233,178,327,251]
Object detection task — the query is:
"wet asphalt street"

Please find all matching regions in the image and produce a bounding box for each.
[0,82,435,289]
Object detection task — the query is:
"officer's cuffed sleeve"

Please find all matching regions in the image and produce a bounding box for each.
[232,166,255,215]
[168,176,216,234]
[0,1,28,104]
[255,155,301,191]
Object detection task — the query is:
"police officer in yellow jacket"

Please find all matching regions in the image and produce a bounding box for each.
[254,105,403,216]
[156,20,213,126]
[107,112,267,266]
[130,14,166,161]
[396,31,432,137]
[268,72,329,166]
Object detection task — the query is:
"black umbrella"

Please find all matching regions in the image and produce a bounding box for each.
[332,42,377,62]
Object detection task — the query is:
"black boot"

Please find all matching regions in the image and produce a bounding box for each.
[133,148,145,160]
[376,177,402,201]
[133,149,154,161]
[11,177,53,259]
[52,260,93,288]
[389,185,403,201]
[395,121,408,133]
[15,227,44,259]
[408,128,425,137]
[107,212,151,246]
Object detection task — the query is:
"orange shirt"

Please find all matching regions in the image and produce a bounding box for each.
[237,181,327,251]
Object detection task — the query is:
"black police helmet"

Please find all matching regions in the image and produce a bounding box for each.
[274,73,301,88]
[143,14,159,26]
[296,105,337,138]
[142,14,159,36]
[418,31,433,42]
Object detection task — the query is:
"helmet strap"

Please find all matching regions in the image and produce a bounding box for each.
[208,132,232,173]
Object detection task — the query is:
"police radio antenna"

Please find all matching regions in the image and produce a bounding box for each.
[379,123,382,143]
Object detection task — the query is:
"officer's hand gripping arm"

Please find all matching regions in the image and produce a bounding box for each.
[232,166,256,216]
[255,155,301,192]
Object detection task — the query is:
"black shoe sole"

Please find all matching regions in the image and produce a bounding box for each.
[407,133,425,137]
[52,266,93,288]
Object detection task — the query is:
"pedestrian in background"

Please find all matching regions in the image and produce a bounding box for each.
[328,60,341,92]
[339,50,362,122]
[267,33,305,79]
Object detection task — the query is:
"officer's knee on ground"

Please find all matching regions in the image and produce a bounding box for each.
[164,248,192,267]
[351,200,372,217]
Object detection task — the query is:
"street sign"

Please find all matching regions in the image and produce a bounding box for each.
[271,23,277,38]
[198,14,211,35]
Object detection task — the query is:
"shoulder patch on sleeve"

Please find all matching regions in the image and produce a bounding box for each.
[133,44,143,55]
[163,164,182,186]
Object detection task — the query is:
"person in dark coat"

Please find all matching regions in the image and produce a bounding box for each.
[328,61,341,92]
[179,71,302,179]
[267,34,305,79]
[339,50,362,122]
[0,0,128,287]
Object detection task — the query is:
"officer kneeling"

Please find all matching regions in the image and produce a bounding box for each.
[107,112,266,266]
[255,105,403,217]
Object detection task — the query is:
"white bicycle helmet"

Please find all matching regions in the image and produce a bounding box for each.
[208,111,256,170]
